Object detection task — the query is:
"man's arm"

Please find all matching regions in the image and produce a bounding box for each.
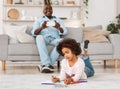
[54,21,63,33]
[55,18,68,35]
[34,21,47,35]
[31,19,47,36]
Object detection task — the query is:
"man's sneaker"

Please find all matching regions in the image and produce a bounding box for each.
[41,64,54,73]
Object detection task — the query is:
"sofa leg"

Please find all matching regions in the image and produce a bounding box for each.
[103,60,106,68]
[2,60,6,71]
[114,59,118,68]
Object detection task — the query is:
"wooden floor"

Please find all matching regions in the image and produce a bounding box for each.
[0,60,120,75]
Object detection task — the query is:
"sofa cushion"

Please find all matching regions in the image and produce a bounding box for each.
[83,29,110,43]
[63,27,83,43]
[8,44,54,55]
[88,43,113,55]
[14,30,35,43]
[4,25,27,43]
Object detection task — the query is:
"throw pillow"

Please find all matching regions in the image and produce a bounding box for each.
[83,29,110,43]
[4,25,27,43]
[14,30,35,43]
[83,25,103,30]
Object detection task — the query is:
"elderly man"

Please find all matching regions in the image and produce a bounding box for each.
[31,4,68,73]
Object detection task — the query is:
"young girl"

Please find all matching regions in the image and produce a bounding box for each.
[52,38,94,84]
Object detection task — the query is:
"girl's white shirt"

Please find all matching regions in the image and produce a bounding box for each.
[59,57,87,81]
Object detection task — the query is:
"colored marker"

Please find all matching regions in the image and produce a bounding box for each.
[41,83,55,85]
[71,80,87,84]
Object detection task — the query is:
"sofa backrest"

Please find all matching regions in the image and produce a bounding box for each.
[63,27,83,43]
[26,26,83,43]
[83,25,102,30]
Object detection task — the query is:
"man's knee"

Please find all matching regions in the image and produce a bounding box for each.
[36,35,44,41]
[53,38,63,46]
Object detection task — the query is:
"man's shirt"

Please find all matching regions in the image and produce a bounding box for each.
[31,16,68,39]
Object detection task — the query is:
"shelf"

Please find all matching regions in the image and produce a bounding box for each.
[53,5,81,7]
[3,19,82,27]
[3,4,43,7]
[3,4,81,7]
[3,19,81,22]
[3,0,83,27]
[3,19,35,22]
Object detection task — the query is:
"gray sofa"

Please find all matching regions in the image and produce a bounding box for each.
[0,25,120,71]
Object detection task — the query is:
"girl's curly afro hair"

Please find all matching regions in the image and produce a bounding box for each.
[57,38,82,56]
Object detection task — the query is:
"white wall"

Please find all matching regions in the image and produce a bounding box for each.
[84,0,117,29]
[0,1,3,34]
[118,0,120,14]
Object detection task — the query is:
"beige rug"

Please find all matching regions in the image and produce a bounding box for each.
[0,73,120,89]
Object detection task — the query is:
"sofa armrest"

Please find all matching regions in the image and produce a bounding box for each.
[108,34,120,59]
[0,34,9,60]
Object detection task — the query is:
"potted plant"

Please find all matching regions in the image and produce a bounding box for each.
[107,14,120,34]
[107,23,119,34]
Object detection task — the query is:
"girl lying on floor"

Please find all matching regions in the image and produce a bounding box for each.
[52,38,94,84]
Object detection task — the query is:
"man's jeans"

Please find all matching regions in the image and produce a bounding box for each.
[36,35,62,66]
[82,56,95,77]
